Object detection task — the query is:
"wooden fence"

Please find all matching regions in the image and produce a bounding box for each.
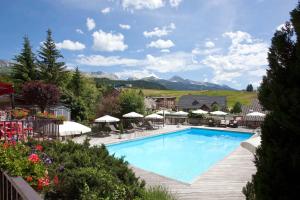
[0,171,42,200]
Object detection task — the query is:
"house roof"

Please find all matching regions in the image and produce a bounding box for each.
[241,99,266,121]
[177,95,226,109]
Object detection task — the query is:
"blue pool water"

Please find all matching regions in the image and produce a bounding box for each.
[107,128,251,183]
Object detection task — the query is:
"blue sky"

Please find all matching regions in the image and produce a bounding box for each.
[0,0,297,89]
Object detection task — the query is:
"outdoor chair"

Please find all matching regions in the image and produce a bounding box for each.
[108,124,120,133]
[146,121,159,130]
[229,120,238,128]
[130,122,146,131]
[220,120,227,127]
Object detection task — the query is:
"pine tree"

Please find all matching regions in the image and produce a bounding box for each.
[244,4,300,199]
[71,67,82,97]
[12,36,38,83]
[38,29,66,86]
[246,84,253,92]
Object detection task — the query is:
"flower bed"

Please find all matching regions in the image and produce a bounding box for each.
[0,139,146,199]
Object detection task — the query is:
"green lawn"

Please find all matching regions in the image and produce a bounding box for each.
[138,89,257,108]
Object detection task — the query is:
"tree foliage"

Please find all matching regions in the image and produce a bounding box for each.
[246,84,254,92]
[231,102,242,113]
[119,90,145,115]
[12,36,38,84]
[22,81,60,113]
[244,4,300,200]
[38,29,66,86]
[97,94,121,118]
[70,67,82,97]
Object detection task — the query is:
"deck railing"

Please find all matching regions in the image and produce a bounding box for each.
[0,171,42,200]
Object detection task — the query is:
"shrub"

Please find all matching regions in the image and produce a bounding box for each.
[141,186,177,200]
[0,141,54,192]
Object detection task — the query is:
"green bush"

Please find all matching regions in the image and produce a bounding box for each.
[141,186,177,200]
[30,140,145,200]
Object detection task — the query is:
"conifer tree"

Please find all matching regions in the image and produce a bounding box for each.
[244,4,300,199]
[12,36,38,83]
[38,29,66,86]
[71,67,82,97]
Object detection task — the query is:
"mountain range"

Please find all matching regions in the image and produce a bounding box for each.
[0,59,235,90]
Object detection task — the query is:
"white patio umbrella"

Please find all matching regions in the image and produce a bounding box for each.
[94,115,120,123]
[192,109,208,114]
[210,111,228,116]
[123,112,144,118]
[145,113,163,119]
[156,110,171,115]
[59,121,91,136]
[172,111,189,116]
[246,112,266,117]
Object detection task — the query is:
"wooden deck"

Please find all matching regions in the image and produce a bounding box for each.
[132,146,256,200]
[73,125,256,200]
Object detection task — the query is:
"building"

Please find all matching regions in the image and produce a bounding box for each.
[148,96,177,110]
[241,99,265,122]
[177,95,227,112]
[49,105,71,121]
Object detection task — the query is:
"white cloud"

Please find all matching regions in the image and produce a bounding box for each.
[147,39,175,49]
[161,49,170,53]
[86,17,96,31]
[76,51,200,73]
[143,23,176,38]
[192,47,220,55]
[92,30,128,51]
[76,29,84,34]
[201,31,268,83]
[56,40,86,51]
[205,41,215,48]
[76,54,139,66]
[169,0,182,7]
[115,69,158,79]
[119,24,131,30]
[121,0,165,10]
[101,7,111,14]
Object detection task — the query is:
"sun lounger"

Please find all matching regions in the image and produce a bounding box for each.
[130,122,146,131]
[145,121,159,130]
[229,120,238,128]
[220,120,227,127]
[108,124,120,133]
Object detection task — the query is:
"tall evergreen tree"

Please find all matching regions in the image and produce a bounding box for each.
[244,4,300,200]
[246,84,254,92]
[70,67,82,97]
[12,36,38,83]
[38,29,66,86]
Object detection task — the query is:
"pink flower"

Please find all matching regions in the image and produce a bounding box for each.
[35,144,43,151]
[28,153,40,164]
[26,176,33,182]
[53,175,59,185]
[37,176,50,190]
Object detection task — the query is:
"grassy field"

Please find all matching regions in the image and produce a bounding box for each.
[138,89,257,108]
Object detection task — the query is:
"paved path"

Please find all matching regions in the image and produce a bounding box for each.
[132,147,256,200]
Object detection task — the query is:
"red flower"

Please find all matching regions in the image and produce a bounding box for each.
[10,140,16,146]
[37,176,50,190]
[53,175,59,185]
[26,176,33,182]
[35,144,43,151]
[28,154,40,164]
[2,142,9,149]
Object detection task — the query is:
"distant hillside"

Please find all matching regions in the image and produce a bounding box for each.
[142,76,235,91]
[93,75,235,91]
[139,89,257,108]
[94,78,167,90]
[0,59,13,74]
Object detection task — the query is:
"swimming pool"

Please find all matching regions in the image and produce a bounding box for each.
[107,128,252,183]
